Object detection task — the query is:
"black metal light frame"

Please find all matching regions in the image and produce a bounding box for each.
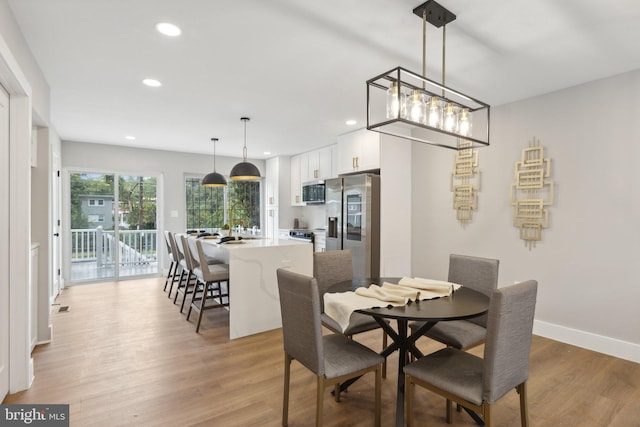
[366,0,490,151]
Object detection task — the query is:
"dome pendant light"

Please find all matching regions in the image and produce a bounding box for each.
[230,117,261,180]
[202,138,227,187]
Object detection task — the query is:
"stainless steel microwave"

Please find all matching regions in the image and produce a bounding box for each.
[302,180,325,204]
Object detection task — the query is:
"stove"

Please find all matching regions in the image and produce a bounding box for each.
[288,229,314,243]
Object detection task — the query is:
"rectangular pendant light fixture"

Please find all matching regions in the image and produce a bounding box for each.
[366,0,490,151]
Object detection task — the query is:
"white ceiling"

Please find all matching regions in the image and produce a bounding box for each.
[8,0,640,158]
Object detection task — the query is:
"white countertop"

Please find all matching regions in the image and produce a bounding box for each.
[200,237,310,250]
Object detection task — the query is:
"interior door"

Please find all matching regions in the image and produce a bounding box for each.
[1,83,10,399]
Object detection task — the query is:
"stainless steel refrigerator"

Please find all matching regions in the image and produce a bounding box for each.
[325,174,380,278]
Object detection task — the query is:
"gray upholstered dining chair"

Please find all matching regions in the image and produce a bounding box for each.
[404,280,538,427]
[409,254,499,350]
[186,238,230,333]
[276,268,383,427]
[163,231,180,294]
[313,250,388,377]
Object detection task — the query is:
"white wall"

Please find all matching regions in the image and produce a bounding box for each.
[380,134,412,277]
[0,0,49,124]
[411,69,640,362]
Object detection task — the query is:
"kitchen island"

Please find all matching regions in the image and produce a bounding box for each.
[201,237,312,339]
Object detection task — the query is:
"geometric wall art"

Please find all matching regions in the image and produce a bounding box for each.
[450,139,480,226]
[509,137,555,249]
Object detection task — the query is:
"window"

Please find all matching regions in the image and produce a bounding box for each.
[89,199,96,206]
[87,214,105,223]
[185,177,261,231]
[98,199,105,206]
[88,199,104,206]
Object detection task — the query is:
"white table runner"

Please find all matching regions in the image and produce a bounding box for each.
[323,277,461,333]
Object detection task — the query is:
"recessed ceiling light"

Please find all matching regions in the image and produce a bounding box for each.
[142,78,162,87]
[263,151,271,156]
[346,119,357,125]
[156,22,181,37]
[125,135,136,141]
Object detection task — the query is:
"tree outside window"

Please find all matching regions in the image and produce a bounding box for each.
[185,177,260,231]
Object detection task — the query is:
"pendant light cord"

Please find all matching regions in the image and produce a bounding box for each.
[422,9,426,83]
[442,24,446,97]
[422,8,446,96]
[211,137,218,172]
[241,117,250,162]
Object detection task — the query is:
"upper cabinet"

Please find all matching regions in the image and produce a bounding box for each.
[290,154,303,206]
[307,145,334,181]
[291,145,337,206]
[266,157,279,207]
[337,129,380,175]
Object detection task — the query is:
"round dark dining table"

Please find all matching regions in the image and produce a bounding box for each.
[326,277,490,427]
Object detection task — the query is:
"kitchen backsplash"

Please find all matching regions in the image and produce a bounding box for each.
[299,204,326,230]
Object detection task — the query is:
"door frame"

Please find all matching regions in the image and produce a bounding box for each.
[0,77,11,402]
[0,34,34,394]
[51,151,62,299]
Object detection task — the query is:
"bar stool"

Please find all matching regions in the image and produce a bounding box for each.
[187,238,230,333]
[163,231,181,295]
[173,234,198,311]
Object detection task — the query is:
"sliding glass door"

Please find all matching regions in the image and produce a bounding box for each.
[118,175,158,278]
[68,172,158,283]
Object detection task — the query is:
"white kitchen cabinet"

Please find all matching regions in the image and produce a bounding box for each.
[307,150,319,180]
[290,154,303,206]
[307,145,334,180]
[299,152,310,184]
[265,156,299,237]
[265,157,278,208]
[337,129,381,174]
[265,208,276,240]
[314,230,326,252]
[265,158,279,239]
[291,145,336,206]
[331,145,338,178]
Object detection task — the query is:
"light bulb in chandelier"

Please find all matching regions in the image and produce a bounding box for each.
[386,82,406,119]
[427,97,442,128]
[443,102,457,132]
[457,108,472,137]
[407,89,427,124]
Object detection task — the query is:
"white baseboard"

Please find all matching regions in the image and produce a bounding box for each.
[36,324,53,346]
[534,320,640,363]
[28,357,34,388]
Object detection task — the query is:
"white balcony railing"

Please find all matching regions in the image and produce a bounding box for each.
[71,227,157,267]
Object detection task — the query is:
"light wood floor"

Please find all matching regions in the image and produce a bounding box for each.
[4,277,639,426]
